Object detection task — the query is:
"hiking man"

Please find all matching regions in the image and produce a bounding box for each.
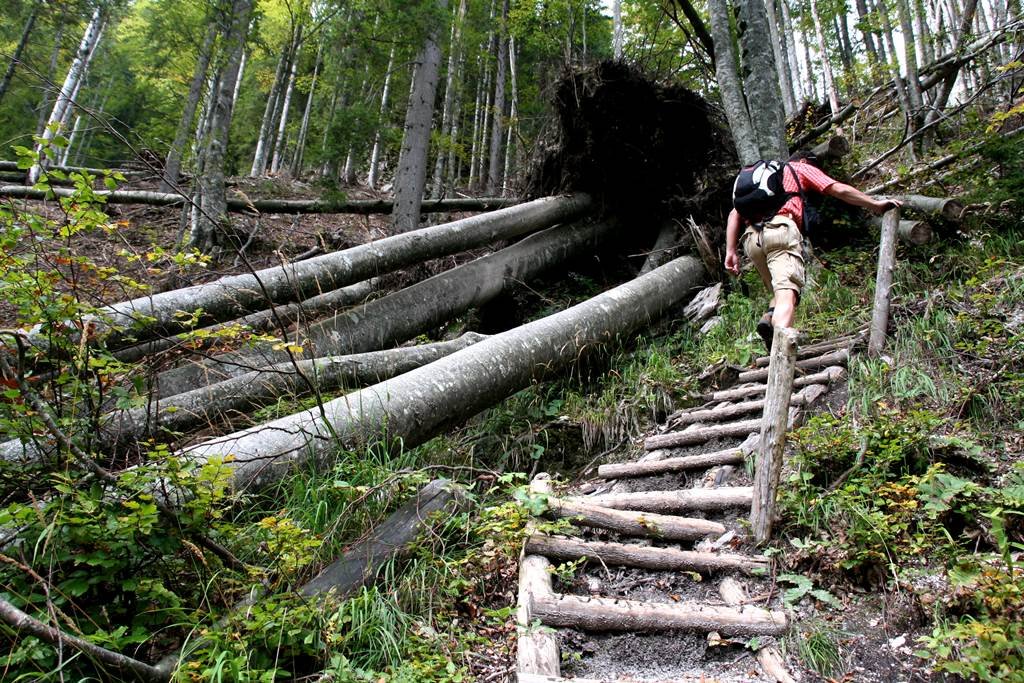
[723,155,899,349]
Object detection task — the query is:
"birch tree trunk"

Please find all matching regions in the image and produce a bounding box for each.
[502,37,519,196]
[392,0,449,233]
[368,47,396,189]
[161,18,219,193]
[29,7,105,185]
[190,0,254,254]
[707,0,761,165]
[895,0,926,122]
[0,1,40,107]
[174,256,706,494]
[446,48,466,189]
[809,0,842,114]
[250,48,289,176]
[487,0,510,195]
[735,0,788,159]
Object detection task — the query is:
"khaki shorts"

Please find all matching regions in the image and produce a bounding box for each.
[742,216,805,295]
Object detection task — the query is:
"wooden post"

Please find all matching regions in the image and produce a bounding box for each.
[750,327,798,544]
[517,475,560,677]
[869,207,901,356]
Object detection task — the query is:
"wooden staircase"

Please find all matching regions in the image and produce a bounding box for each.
[515,331,864,683]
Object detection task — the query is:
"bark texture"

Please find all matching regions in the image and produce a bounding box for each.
[393,0,449,232]
[173,256,706,493]
[156,218,617,393]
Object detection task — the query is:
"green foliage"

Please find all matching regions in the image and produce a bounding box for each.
[793,622,844,678]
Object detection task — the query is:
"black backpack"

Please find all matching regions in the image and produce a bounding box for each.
[732,160,799,224]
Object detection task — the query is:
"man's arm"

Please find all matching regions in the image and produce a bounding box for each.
[826,182,901,215]
[724,208,742,275]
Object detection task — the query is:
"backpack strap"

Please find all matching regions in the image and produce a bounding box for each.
[782,162,808,230]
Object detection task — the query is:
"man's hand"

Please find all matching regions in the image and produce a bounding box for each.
[869,197,902,216]
[724,250,740,276]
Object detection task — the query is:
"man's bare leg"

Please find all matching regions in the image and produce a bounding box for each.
[773,289,797,328]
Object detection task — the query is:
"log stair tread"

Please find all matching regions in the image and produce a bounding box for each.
[516,332,853,682]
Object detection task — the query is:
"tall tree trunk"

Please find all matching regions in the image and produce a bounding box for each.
[894,0,925,118]
[921,0,978,149]
[368,47,396,189]
[161,18,219,193]
[764,0,796,115]
[29,7,105,184]
[808,0,842,114]
[735,0,788,159]
[270,33,301,176]
[487,0,510,195]
[0,1,40,107]
[708,0,760,164]
[613,0,624,59]
[292,39,323,178]
[431,0,468,198]
[191,0,254,254]
[250,47,290,176]
[502,36,519,196]
[855,0,882,69]
[392,0,449,233]
[876,0,913,133]
[780,0,804,102]
[232,48,246,108]
[35,11,66,139]
[467,55,485,189]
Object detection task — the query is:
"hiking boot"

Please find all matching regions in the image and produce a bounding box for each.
[756,310,774,352]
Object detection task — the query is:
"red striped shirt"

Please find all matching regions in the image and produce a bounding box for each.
[775,161,837,229]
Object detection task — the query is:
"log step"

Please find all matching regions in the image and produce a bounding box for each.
[597,446,746,480]
[526,534,770,575]
[531,593,788,637]
[752,330,865,368]
[518,674,722,683]
[643,418,762,451]
[665,387,819,428]
[700,365,845,403]
[546,497,726,540]
[737,348,848,384]
[576,486,754,513]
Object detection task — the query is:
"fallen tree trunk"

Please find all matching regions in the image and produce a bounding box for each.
[0,336,487,464]
[525,534,769,574]
[531,593,788,637]
[154,479,465,676]
[791,105,857,149]
[0,160,145,177]
[168,256,706,493]
[298,479,466,599]
[20,193,593,353]
[810,135,851,161]
[114,279,380,364]
[894,194,964,221]
[544,497,726,540]
[0,183,519,214]
[868,215,932,246]
[155,219,618,395]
